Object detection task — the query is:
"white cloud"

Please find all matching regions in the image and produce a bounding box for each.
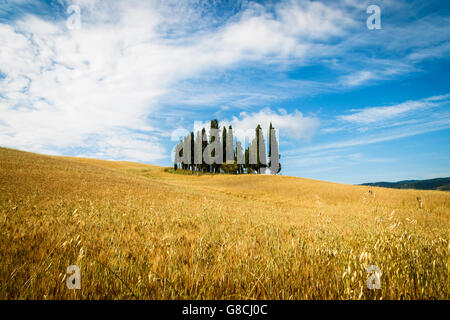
[277,0,355,39]
[283,94,450,161]
[291,117,450,154]
[338,94,450,124]
[231,108,320,141]
[0,0,354,160]
[189,108,319,143]
[0,0,449,163]
[340,71,377,87]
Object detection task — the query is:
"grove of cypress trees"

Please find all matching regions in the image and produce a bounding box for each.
[173,119,281,175]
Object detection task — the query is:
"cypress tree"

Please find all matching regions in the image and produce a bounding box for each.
[255,124,266,173]
[268,122,273,158]
[190,131,195,172]
[244,146,249,173]
[236,140,243,174]
[268,124,281,174]
[174,140,183,169]
[228,125,236,173]
[201,128,208,172]
[222,126,227,166]
[194,130,202,171]
[209,119,219,173]
[182,135,189,170]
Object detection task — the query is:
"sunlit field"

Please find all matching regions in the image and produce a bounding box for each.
[0,147,448,299]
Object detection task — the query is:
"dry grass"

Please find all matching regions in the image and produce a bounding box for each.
[0,147,448,299]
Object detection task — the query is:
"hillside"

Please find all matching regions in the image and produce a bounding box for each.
[361,177,450,191]
[0,147,448,299]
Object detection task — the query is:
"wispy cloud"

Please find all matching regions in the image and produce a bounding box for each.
[290,116,450,155]
[338,94,450,124]
[339,71,377,87]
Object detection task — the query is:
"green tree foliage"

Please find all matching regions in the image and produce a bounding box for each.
[173,119,281,175]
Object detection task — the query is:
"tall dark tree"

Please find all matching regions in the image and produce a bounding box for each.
[246,139,257,174]
[244,146,250,173]
[236,139,244,174]
[222,126,227,166]
[209,119,220,173]
[194,130,202,172]
[268,122,273,158]
[227,125,237,173]
[201,128,208,172]
[174,140,183,170]
[268,123,281,174]
[255,124,266,174]
[182,135,189,170]
[190,131,195,172]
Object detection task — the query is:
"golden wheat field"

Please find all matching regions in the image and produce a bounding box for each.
[0,147,448,299]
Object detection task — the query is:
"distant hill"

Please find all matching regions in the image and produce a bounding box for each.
[360,177,450,191]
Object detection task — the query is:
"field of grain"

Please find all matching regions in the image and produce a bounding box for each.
[0,147,448,299]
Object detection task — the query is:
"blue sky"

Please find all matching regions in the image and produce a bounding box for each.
[0,0,449,184]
